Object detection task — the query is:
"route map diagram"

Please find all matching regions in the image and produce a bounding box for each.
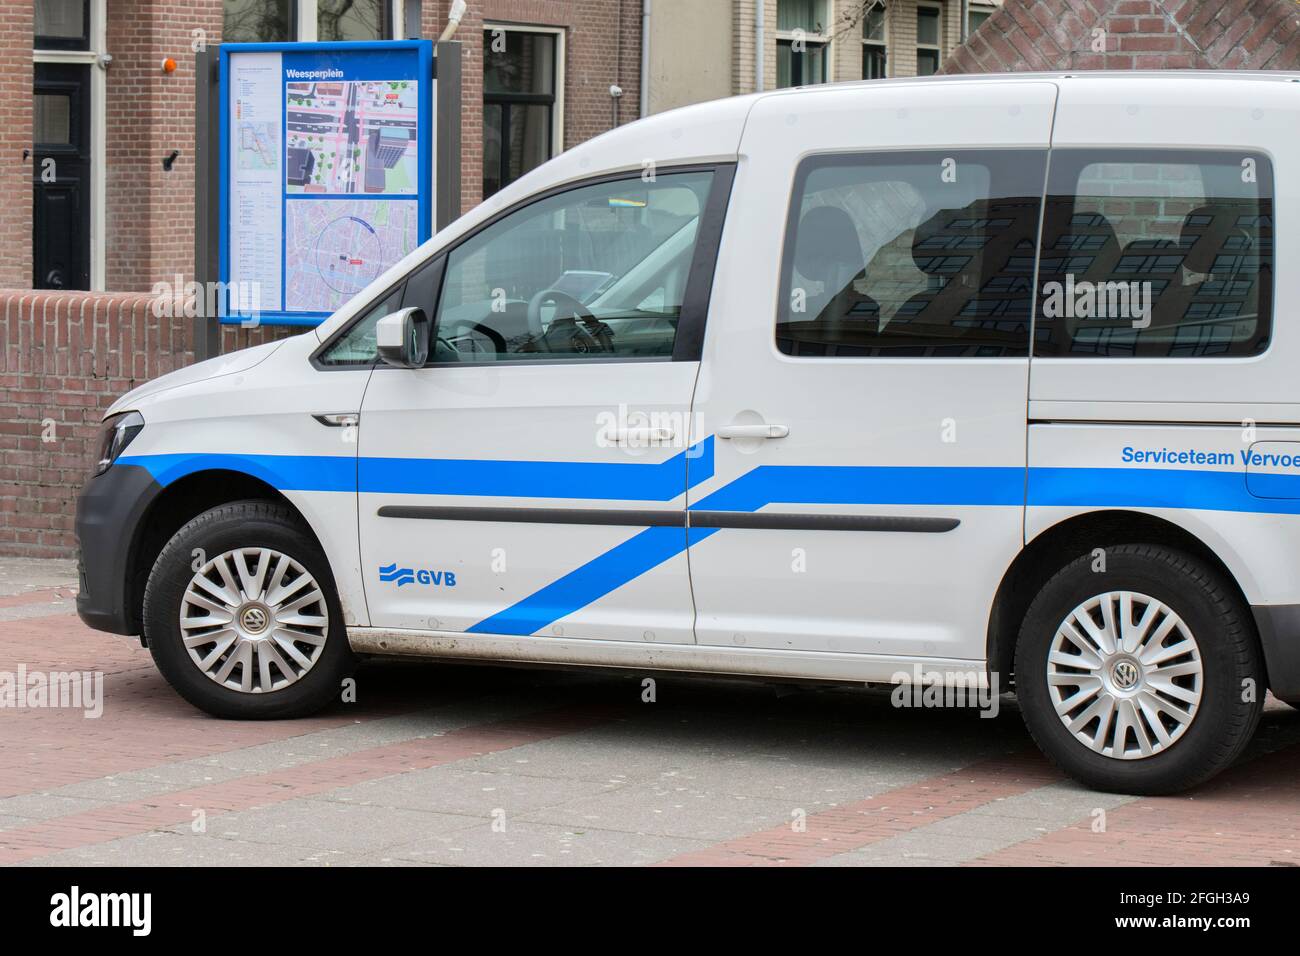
[285,199,418,313]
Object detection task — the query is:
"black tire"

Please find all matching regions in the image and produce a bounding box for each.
[1014,544,1263,795]
[143,500,355,719]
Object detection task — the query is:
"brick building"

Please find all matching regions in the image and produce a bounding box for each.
[648,1,1003,113]
[3,0,647,298]
[947,0,1300,73]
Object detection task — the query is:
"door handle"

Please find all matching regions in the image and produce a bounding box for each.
[717,423,789,440]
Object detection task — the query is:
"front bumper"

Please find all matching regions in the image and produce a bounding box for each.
[74,463,162,635]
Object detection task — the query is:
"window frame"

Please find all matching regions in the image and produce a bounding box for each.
[35,0,91,51]
[312,162,737,370]
[861,2,888,80]
[916,2,943,76]
[775,0,831,88]
[774,147,1051,361]
[482,23,566,198]
[967,7,993,36]
[1032,146,1276,360]
[222,1,399,43]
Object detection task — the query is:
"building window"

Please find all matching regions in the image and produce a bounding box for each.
[35,0,90,50]
[862,3,887,80]
[916,3,942,76]
[968,8,992,35]
[224,0,293,42]
[776,0,829,88]
[223,1,392,43]
[317,0,388,41]
[483,27,561,199]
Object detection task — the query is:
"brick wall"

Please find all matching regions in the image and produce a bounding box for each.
[0,290,188,557]
[0,286,287,558]
[945,0,1300,73]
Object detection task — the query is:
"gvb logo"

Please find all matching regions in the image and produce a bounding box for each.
[378,563,457,588]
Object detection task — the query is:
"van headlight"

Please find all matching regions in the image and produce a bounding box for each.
[94,411,145,476]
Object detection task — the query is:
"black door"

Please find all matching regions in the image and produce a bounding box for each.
[33,63,91,290]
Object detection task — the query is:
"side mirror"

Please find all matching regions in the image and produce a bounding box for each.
[375,307,430,369]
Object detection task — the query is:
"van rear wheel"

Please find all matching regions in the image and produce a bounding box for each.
[143,500,355,719]
[1015,544,1262,795]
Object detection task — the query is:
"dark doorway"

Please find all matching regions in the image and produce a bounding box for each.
[34,62,91,290]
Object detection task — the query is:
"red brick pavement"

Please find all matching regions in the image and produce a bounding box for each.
[658,752,1062,866]
[969,741,1300,867]
[0,612,427,797]
[0,703,618,864]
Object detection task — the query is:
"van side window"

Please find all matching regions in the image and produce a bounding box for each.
[1035,150,1273,358]
[433,171,715,363]
[776,150,1047,357]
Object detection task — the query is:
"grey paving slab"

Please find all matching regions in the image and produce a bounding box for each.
[516,783,803,842]
[0,792,108,821]
[21,830,335,867]
[0,558,77,596]
[320,766,629,817]
[385,820,711,866]
[162,797,485,852]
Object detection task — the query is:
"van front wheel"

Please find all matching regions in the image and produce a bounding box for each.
[1015,544,1262,795]
[143,500,355,719]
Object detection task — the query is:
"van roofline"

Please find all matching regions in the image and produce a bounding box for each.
[757,70,1300,98]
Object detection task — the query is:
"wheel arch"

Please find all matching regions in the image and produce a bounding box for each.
[986,510,1257,690]
[124,469,324,636]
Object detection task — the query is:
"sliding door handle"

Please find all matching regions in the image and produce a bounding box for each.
[716,423,789,440]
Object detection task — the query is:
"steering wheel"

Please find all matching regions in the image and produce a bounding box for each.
[525,288,614,354]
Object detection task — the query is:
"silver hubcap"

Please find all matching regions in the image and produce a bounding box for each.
[180,547,329,694]
[1047,590,1203,760]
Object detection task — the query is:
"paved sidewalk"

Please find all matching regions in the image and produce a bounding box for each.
[1,558,1297,866]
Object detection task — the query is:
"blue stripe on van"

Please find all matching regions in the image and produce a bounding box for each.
[118,453,357,492]
[121,445,1300,637]
[359,439,713,500]
[1028,466,1300,515]
[122,438,714,501]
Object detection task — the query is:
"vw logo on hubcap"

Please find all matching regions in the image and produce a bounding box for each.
[1111,659,1140,690]
[240,605,269,634]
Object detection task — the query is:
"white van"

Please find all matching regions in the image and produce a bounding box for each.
[77,72,1297,794]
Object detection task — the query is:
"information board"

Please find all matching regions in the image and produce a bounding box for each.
[219,41,434,326]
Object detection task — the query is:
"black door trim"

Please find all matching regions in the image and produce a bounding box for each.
[377,505,959,533]
[377,505,685,526]
[688,512,959,532]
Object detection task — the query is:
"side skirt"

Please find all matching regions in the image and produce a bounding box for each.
[347,627,991,688]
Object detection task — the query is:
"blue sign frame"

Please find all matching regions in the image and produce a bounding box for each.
[219,40,434,327]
